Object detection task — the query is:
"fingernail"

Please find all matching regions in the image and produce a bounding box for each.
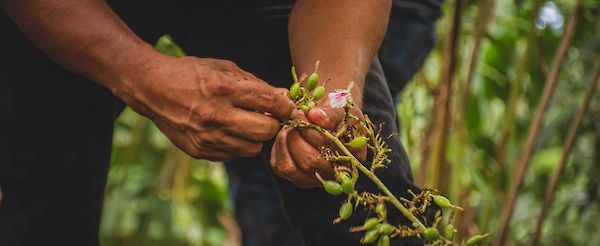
[311,108,328,124]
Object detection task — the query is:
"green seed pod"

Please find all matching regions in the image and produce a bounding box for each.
[323,181,343,195]
[341,178,355,194]
[363,218,380,230]
[312,86,325,100]
[299,105,309,111]
[378,223,395,235]
[338,202,353,220]
[377,235,390,246]
[349,136,369,149]
[375,203,387,217]
[336,172,350,182]
[466,235,486,246]
[443,224,457,241]
[361,229,380,244]
[307,72,319,91]
[433,195,452,208]
[423,227,440,241]
[289,83,301,99]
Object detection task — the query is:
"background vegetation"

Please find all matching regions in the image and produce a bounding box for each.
[100,0,600,245]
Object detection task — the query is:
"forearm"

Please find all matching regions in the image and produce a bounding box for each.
[0,0,160,100]
[288,0,392,107]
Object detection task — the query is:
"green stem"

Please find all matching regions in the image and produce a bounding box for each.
[316,126,427,230]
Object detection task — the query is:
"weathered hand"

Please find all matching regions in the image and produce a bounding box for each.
[123,56,295,161]
[270,99,366,188]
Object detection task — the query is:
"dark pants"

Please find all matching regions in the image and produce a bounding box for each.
[224,2,441,245]
[0,0,440,245]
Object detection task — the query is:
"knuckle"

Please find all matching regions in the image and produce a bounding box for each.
[220,59,237,68]
[197,110,222,125]
[244,143,263,157]
[256,121,280,140]
[205,81,234,96]
[252,89,276,110]
[280,163,296,175]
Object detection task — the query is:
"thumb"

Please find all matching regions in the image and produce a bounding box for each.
[307,106,345,130]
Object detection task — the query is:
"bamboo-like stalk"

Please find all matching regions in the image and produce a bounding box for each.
[462,0,496,109]
[427,0,463,190]
[493,1,584,245]
[495,0,543,168]
[528,64,600,246]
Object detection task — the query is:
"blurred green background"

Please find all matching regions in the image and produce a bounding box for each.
[100,0,600,245]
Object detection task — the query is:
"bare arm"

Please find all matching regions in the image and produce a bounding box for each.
[288,0,391,107]
[0,0,154,98]
[1,0,295,161]
[272,0,392,187]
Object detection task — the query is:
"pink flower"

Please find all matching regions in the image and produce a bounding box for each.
[328,90,350,108]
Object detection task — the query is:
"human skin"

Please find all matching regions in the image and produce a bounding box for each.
[0,0,296,161]
[271,0,392,188]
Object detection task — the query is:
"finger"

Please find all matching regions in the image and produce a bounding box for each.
[210,134,263,158]
[287,129,334,178]
[271,128,321,188]
[223,108,281,142]
[307,106,346,130]
[290,110,333,150]
[233,82,296,121]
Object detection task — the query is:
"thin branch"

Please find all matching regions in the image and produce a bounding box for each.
[493,1,584,245]
[462,0,496,108]
[528,63,600,246]
[427,0,463,190]
[495,0,543,168]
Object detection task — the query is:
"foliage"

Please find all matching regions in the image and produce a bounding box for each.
[99,0,600,245]
[399,0,600,245]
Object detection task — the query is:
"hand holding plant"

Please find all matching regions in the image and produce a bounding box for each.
[273,61,488,245]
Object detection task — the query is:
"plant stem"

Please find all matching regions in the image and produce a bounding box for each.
[316,126,427,230]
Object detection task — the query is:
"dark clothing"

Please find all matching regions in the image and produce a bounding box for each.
[0,0,440,245]
[380,1,441,97]
[225,1,441,245]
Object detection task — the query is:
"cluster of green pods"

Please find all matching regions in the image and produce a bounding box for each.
[288,65,325,111]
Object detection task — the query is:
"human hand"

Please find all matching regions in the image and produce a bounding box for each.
[270,99,366,188]
[120,56,295,161]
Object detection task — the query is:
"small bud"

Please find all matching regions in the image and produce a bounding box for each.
[378,223,395,235]
[349,136,369,149]
[312,86,325,100]
[377,235,390,246]
[432,195,452,208]
[338,202,353,220]
[341,178,355,194]
[289,83,301,99]
[323,181,343,195]
[336,172,350,182]
[361,229,380,244]
[423,227,440,241]
[307,72,318,91]
[363,218,380,230]
[299,105,309,111]
[443,224,457,241]
[375,203,387,218]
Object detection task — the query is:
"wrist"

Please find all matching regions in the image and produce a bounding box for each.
[106,44,172,113]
